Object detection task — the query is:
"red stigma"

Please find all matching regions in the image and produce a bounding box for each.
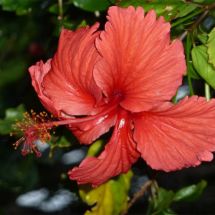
[12,110,53,157]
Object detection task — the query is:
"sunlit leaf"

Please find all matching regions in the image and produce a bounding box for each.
[0,105,25,135]
[192,45,215,89]
[174,180,207,202]
[207,27,215,68]
[175,4,197,18]
[87,140,104,157]
[111,172,132,215]
[79,171,132,215]
[119,0,197,21]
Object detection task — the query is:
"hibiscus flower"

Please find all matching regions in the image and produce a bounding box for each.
[19,6,215,187]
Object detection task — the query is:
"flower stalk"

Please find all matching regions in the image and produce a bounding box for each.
[205,82,211,101]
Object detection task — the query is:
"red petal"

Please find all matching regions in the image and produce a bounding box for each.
[69,109,140,186]
[28,59,59,116]
[134,96,215,171]
[43,24,102,116]
[94,6,186,112]
[68,105,118,144]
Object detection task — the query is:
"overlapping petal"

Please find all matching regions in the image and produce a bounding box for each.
[29,59,60,116]
[43,24,102,116]
[69,109,140,186]
[94,6,186,112]
[134,96,215,171]
[68,105,118,144]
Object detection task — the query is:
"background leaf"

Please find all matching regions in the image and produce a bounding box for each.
[0,0,44,15]
[150,188,175,214]
[207,27,215,69]
[71,0,111,12]
[148,180,207,214]
[192,45,215,89]
[0,105,25,135]
[197,32,208,44]
[174,180,207,202]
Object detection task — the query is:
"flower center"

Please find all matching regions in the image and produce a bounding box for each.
[113,90,124,101]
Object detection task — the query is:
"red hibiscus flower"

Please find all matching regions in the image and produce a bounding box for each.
[19,6,215,187]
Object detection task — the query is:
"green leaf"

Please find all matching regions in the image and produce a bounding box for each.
[197,33,208,44]
[71,0,111,12]
[175,4,197,19]
[187,61,200,80]
[48,3,59,14]
[207,27,215,68]
[78,20,88,28]
[171,8,202,28]
[148,181,207,214]
[0,105,25,135]
[119,0,197,21]
[79,171,132,215]
[174,180,207,202]
[110,172,132,215]
[186,33,200,80]
[151,188,175,214]
[192,45,215,89]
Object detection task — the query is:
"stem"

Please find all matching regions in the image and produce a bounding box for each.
[205,82,211,101]
[172,91,178,104]
[188,75,194,96]
[146,181,159,215]
[191,9,209,30]
[122,180,153,215]
[58,0,63,21]
[205,2,215,11]
[185,33,194,95]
